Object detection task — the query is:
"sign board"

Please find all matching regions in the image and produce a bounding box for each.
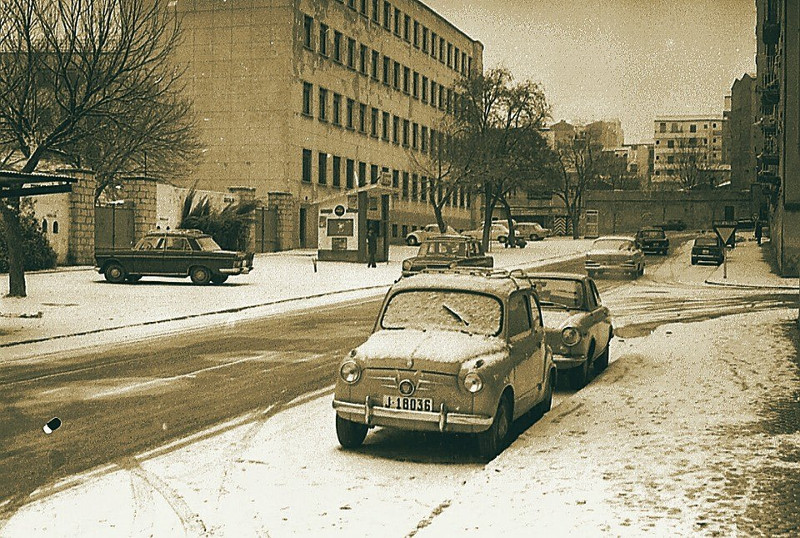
[712,220,737,245]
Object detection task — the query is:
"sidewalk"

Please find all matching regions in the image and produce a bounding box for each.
[705,236,799,290]
[0,238,593,360]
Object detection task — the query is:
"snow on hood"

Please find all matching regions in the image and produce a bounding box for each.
[587,249,632,257]
[356,329,506,364]
[540,309,581,330]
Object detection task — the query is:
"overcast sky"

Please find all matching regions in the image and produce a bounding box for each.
[428,0,757,144]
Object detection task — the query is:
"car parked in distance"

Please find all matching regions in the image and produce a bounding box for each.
[635,227,670,255]
[405,224,458,246]
[463,222,510,243]
[584,236,645,279]
[527,272,613,389]
[401,235,493,277]
[658,219,687,231]
[94,229,254,285]
[515,222,551,241]
[332,270,556,459]
[691,234,724,265]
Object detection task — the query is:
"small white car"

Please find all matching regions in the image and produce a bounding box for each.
[463,222,510,243]
[516,222,551,241]
[405,224,458,246]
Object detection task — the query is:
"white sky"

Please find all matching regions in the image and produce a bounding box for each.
[427,0,757,144]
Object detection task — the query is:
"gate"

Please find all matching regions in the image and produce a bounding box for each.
[95,202,135,249]
[254,206,278,252]
[584,210,599,238]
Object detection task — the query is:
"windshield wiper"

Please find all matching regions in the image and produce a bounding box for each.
[540,301,573,310]
[442,303,470,327]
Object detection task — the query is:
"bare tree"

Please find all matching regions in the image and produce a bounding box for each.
[670,139,720,191]
[450,68,550,250]
[0,0,196,296]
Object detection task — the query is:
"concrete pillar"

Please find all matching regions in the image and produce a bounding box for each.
[58,168,95,265]
[228,186,257,252]
[122,176,158,243]
[267,192,297,251]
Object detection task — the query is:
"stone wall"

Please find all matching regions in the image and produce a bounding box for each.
[122,176,158,243]
[58,168,95,265]
[267,192,297,250]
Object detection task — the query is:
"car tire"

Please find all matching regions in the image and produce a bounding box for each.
[211,274,229,284]
[406,236,419,246]
[190,266,212,285]
[691,257,697,265]
[125,274,142,283]
[103,263,126,284]
[594,341,610,374]
[336,415,368,449]
[497,235,507,244]
[568,357,590,390]
[477,394,512,460]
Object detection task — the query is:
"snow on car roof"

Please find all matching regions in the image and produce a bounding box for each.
[525,271,587,282]
[393,271,532,297]
[593,235,635,242]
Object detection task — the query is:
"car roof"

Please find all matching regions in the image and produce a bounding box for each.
[392,270,533,298]
[593,235,635,241]
[424,234,474,241]
[147,229,209,237]
[525,271,588,283]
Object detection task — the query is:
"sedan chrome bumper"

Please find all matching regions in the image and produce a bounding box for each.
[219,267,252,275]
[332,398,493,432]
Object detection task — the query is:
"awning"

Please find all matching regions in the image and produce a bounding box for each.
[0,170,77,198]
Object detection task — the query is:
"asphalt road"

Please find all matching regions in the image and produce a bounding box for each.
[0,242,792,520]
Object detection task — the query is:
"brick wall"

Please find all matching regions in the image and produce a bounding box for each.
[58,168,95,265]
[122,176,158,243]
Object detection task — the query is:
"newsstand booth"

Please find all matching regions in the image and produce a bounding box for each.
[317,181,393,263]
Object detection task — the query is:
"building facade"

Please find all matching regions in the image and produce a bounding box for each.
[173,0,482,247]
[755,0,799,276]
[652,115,730,188]
[729,73,760,192]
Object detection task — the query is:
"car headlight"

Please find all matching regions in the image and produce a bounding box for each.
[464,372,483,393]
[561,327,581,346]
[402,260,411,271]
[339,360,361,384]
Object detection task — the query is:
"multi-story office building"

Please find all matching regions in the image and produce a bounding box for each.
[173,0,483,247]
[652,115,729,188]
[755,0,799,276]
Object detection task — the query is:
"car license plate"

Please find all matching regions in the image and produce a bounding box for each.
[382,395,433,412]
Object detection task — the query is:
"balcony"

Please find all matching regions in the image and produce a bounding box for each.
[761,83,780,107]
[762,21,780,45]
[756,116,778,135]
[757,171,781,187]
[757,152,780,167]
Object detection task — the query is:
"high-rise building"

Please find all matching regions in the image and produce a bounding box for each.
[173,0,483,247]
[755,0,799,276]
[652,115,729,188]
[729,74,760,192]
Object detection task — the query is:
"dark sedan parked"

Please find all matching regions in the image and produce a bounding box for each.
[95,229,254,284]
[691,235,724,266]
[635,227,669,255]
[401,235,493,277]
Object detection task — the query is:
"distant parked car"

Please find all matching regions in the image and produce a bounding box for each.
[691,234,724,265]
[527,272,613,389]
[463,222,510,243]
[405,224,458,246]
[635,227,669,255]
[332,271,556,459]
[584,236,645,279]
[94,229,254,285]
[401,235,493,277]
[658,219,687,231]
[516,222,551,241]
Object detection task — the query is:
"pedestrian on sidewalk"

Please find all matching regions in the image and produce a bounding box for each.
[755,219,763,246]
[367,225,377,268]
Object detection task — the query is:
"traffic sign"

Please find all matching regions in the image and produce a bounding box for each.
[712,220,737,245]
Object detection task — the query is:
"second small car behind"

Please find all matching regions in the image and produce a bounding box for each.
[401,235,493,277]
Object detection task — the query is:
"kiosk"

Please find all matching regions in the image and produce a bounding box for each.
[317,176,393,263]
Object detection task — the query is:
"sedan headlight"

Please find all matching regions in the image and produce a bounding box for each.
[464,372,483,393]
[561,327,581,346]
[402,260,412,271]
[339,360,361,384]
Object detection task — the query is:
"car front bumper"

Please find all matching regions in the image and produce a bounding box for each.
[219,266,252,275]
[585,261,637,273]
[333,397,493,433]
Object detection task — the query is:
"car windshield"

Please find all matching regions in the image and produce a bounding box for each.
[640,230,665,238]
[418,241,467,257]
[381,290,502,336]
[593,239,631,250]
[196,236,222,251]
[695,237,720,247]
[532,279,585,310]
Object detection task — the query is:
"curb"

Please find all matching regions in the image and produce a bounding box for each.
[704,278,798,291]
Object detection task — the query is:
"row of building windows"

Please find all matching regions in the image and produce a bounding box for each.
[303,16,463,110]
[657,122,720,133]
[302,82,448,153]
[302,2,472,78]
[42,219,59,234]
[655,138,718,147]
[300,148,471,209]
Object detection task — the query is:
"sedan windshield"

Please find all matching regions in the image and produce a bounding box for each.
[593,239,631,250]
[381,290,502,336]
[418,241,467,257]
[196,236,222,251]
[531,279,585,310]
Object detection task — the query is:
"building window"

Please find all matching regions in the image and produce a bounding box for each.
[439,37,445,62]
[430,31,437,58]
[422,26,428,53]
[392,170,399,188]
[332,93,341,125]
[402,66,410,93]
[403,14,410,41]
[371,50,379,80]
[393,61,400,89]
[303,15,313,50]
[421,126,428,152]
[467,57,472,76]
[402,172,409,199]
[454,46,459,71]
[359,0,367,16]
[461,52,467,75]
[411,173,418,200]
[430,82,437,109]
[346,98,355,129]
[392,115,400,144]
[382,55,390,85]
[421,176,428,202]
[371,164,379,184]
[358,161,367,186]
[382,111,390,140]
[346,159,355,188]
[421,76,428,102]
[371,107,379,137]
[690,124,697,133]
[412,71,419,98]
[401,224,408,238]
[42,218,48,233]
[438,86,444,109]
[402,119,409,146]
[667,155,675,164]
[332,155,341,187]
[333,32,342,63]
[347,38,356,69]
[302,149,312,183]
[318,152,328,184]
[347,0,355,9]
[413,20,419,47]
[430,128,437,154]
[383,1,391,29]
[52,221,59,233]
[667,140,674,148]
[393,8,401,35]
[392,223,398,238]
[358,103,367,133]
[359,45,368,74]
[318,87,328,121]
[412,122,418,149]
[319,24,328,56]
[302,82,312,116]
